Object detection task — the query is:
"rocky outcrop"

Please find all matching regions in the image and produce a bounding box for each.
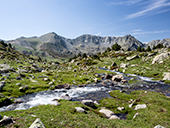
[152,52,170,64]
[0,116,13,126]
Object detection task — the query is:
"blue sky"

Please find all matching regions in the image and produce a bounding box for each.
[0,0,170,43]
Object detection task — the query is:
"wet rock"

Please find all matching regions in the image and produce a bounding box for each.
[117,107,125,111]
[134,104,147,110]
[126,55,139,61]
[99,108,114,118]
[55,84,70,89]
[94,78,99,83]
[0,81,6,91]
[112,75,124,82]
[60,94,72,101]
[0,116,13,126]
[152,52,170,64]
[109,115,120,120]
[162,72,170,80]
[75,107,87,113]
[81,100,95,108]
[154,125,165,128]
[14,98,25,103]
[29,118,45,128]
[105,73,113,79]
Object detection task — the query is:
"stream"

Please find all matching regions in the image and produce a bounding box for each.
[0,68,170,112]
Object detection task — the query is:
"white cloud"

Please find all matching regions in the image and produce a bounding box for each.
[111,0,142,5]
[126,0,170,19]
[131,30,170,35]
[132,29,142,32]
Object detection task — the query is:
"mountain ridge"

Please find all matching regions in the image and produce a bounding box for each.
[5,32,170,58]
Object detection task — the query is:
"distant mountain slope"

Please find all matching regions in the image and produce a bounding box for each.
[6,32,169,58]
[147,38,170,48]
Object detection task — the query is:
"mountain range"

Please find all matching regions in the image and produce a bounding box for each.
[5,32,170,58]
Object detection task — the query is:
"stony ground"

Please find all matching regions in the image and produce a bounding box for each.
[0,44,170,127]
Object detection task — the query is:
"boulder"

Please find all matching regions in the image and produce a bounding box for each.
[109,115,120,120]
[75,107,87,113]
[0,64,11,73]
[19,85,28,92]
[162,72,170,80]
[14,98,25,103]
[134,104,147,110]
[55,84,70,89]
[81,100,95,108]
[0,116,13,126]
[126,55,139,61]
[51,100,60,106]
[112,75,124,82]
[99,108,114,118]
[152,52,170,64]
[29,118,45,128]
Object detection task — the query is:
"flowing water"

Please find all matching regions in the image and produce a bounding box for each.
[0,68,170,112]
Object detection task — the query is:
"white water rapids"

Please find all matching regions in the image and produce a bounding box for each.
[0,86,108,111]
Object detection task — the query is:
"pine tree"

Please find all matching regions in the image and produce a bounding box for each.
[111,43,121,51]
[146,46,151,51]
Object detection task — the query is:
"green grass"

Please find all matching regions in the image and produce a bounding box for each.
[0,90,170,128]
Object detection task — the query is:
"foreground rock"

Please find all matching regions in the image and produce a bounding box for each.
[154,125,165,128]
[75,107,87,113]
[134,104,147,110]
[29,118,45,128]
[0,116,13,126]
[112,75,124,82]
[99,108,114,118]
[81,100,95,108]
[152,52,170,64]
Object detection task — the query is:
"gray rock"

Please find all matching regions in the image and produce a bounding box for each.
[112,75,123,82]
[134,104,147,110]
[29,118,45,128]
[120,63,128,68]
[0,116,13,126]
[75,107,87,113]
[152,52,170,64]
[43,78,50,81]
[126,55,139,61]
[162,72,170,80]
[51,100,60,106]
[0,64,11,73]
[99,108,114,118]
[81,100,95,108]
[154,125,165,128]
[109,115,120,120]
[117,107,125,111]
[14,98,25,103]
